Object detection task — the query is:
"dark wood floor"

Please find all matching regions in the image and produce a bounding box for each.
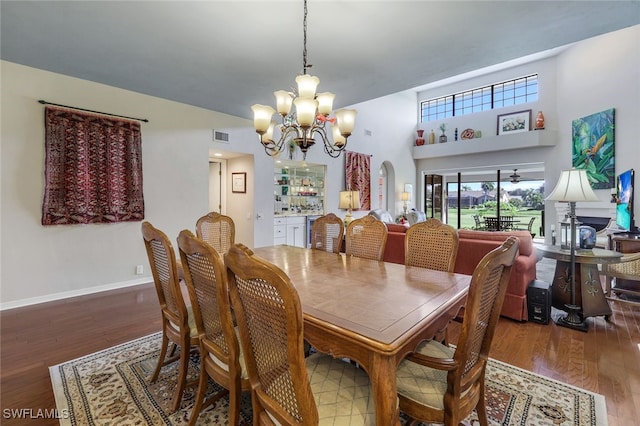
[2,281,639,425]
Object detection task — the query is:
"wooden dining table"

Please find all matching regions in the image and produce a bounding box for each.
[253,245,471,425]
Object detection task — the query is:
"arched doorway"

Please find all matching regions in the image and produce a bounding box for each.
[378,161,396,213]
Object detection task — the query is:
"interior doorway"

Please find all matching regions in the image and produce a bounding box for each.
[208,160,227,214]
[378,164,388,210]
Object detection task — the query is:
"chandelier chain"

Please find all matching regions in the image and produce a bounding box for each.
[250,0,356,160]
[302,0,309,74]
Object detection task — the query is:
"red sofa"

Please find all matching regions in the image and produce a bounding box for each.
[454,230,536,321]
[383,223,409,264]
[380,227,536,321]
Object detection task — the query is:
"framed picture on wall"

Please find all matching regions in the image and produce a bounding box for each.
[571,108,615,189]
[232,172,246,193]
[496,109,531,135]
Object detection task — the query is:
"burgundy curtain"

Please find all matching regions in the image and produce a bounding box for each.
[42,106,144,225]
[345,151,371,210]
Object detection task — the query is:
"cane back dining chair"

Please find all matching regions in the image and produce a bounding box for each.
[225,243,376,425]
[345,214,388,261]
[177,230,250,426]
[396,237,519,426]
[310,213,344,253]
[196,212,236,255]
[405,218,459,272]
[141,221,198,412]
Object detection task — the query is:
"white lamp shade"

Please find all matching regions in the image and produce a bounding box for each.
[316,92,335,115]
[296,74,320,99]
[546,169,599,202]
[335,109,357,136]
[401,192,410,201]
[339,191,361,210]
[261,122,275,143]
[251,104,275,133]
[274,90,293,115]
[331,125,346,147]
[293,97,318,127]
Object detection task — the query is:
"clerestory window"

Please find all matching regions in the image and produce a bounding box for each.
[420,74,538,122]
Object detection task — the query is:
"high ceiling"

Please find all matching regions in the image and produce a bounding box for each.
[1,1,638,120]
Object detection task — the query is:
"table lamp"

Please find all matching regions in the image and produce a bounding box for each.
[545,168,599,331]
[339,190,361,225]
[401,192,410,215]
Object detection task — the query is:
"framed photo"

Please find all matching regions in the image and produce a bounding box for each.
[232,172,246,193]
[404,183,413,193]
[496,109,531,135]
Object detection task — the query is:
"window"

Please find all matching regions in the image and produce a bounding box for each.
[420,74,538,122]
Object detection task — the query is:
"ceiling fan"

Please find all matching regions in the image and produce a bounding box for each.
[509,169,521,183]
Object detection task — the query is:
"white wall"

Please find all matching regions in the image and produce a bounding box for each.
[552,25,639,231]
[2,25,637,308]
[415,25,639,238]
[0,61,252,308]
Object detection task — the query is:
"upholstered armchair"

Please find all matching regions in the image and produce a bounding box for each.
[406,209,427,225]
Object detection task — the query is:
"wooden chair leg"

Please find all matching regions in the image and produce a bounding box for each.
[228,379,242,426]
[188,360,209,426]
[171,339,190,412]
[151,333,169,383]
[476,376,489,426]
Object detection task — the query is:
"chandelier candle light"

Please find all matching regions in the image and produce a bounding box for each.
[545,168,599,331]
[251,0,357,160]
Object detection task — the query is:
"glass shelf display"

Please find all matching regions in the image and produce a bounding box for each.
[274,161,325,216]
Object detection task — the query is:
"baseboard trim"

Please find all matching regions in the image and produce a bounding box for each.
[0,277,152,311]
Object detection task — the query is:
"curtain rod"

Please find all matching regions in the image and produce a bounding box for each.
[38,100,149,123]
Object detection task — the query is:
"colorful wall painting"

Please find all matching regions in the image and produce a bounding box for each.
[572,108,615,189]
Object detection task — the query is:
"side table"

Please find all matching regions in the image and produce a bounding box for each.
[534,244,622,321]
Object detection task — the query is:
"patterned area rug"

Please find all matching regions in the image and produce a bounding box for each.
[50,333,607,425]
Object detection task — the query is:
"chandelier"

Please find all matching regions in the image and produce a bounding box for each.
[510,169,521,183]
[250,0,357,160]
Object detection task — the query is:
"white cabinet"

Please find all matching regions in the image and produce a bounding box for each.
[274,217,287,245]
[273,216,306,248]
[286,217,306,248]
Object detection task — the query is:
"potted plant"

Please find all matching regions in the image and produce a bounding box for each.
[439,123,447,143]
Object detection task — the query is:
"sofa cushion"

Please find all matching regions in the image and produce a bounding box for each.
[386,223,409,233]
[455,229,536,321]
[457,229,534,256]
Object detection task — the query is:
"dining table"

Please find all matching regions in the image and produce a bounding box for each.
[483,215,521,231]
[253,245,471,425]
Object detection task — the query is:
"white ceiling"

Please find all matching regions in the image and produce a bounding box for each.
[2,1,638,121]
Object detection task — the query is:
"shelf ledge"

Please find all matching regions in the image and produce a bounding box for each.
[412,129,557,160]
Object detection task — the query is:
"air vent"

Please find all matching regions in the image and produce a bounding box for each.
[213,130,229,143]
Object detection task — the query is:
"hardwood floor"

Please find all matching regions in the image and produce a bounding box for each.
[2,279,639,425]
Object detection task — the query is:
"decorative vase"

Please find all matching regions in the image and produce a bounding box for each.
[428,130,435,144]
[454,128,458,141]
[535,111,545,130]
[439,134,447,143]
[416,130,425,146]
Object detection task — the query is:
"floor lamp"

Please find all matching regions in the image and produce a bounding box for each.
[545,169,599,331]
[339,190,361,225]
